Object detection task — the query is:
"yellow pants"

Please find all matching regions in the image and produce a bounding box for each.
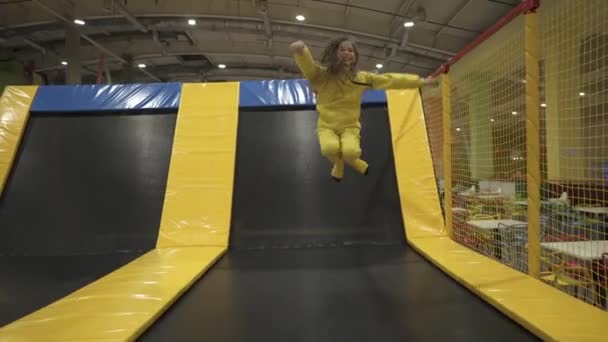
[317,127,369,179]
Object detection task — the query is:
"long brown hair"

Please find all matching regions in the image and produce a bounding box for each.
[320,37,372,87]
[321,37,358,74]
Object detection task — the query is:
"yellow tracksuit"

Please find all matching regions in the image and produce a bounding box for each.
[294,46,424,179]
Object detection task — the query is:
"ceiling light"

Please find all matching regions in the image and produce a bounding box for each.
[521,79,527,83]
[490,119,495,122]
[403,21,415,28]
[187,19,196,26]
[296,15,306,21]
[376,63,383,69]
[218,64,226,69]
[579,92,585,96]
[73,19,85,25]
[137,63,146,68]
[512,111,518,115]
[61,61,68,66]
[456,127,461,132]
[541,103,546,108]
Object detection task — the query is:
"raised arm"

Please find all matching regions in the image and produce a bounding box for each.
[360,71,437,90]
[290,41,322,82]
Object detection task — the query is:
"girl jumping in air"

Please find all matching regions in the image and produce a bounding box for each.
[290,37,436,181]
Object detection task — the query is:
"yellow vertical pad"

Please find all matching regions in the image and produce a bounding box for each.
[0,247,226,341]
[0,86,37,196]
[156,82,239,248]
[387,89,445,238]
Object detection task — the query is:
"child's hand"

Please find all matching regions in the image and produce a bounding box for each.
[422,76,439,87]
[290,40,306,55]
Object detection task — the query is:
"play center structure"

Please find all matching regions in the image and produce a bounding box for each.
[1,0,607,341]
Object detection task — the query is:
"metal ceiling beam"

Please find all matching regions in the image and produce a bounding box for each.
[383,0,418,68]
[34,52,293,70]
[269,19,455,57]
[173,74,298,82]
[312,0,478,35]
[4,13,456,58]
[31,0,161,81]
[344,0,351,16]
[152,29,168,55]
[22,38,47,54]
[254,0,273,48]
[138,51,290,62]
[202,70,298,80]
[433,0,473,43]
[389,0,416,36]
[158,64,291,73]
[116,14,456,56]
[33,50,98,75]
[148,66,300,82]
[114,0,148,33]
[11,25,449,65]
[9,12,451,79]
[146,47,435,70]
[24,34,440,75]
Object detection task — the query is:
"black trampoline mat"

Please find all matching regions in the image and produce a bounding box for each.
[0,112,176,256]
[230,108,406,249]
[139,246,538,341]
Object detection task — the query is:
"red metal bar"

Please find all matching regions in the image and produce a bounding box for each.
[96,52,105,84]
[430,0,540,77]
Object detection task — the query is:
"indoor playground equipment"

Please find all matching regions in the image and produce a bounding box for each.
[1,0,607,341]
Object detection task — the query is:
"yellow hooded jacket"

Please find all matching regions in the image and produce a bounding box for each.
[294,46,424,131]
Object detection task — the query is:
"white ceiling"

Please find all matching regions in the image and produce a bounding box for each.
[0,0,522,83]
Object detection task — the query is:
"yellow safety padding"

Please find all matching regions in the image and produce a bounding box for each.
[387,89,445,238]
[156,82,240,248]
[0,246,226,342]
[410,237,608,342]
[0,86,37,197]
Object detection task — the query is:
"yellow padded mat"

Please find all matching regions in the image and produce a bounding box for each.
[0,247,226,341]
